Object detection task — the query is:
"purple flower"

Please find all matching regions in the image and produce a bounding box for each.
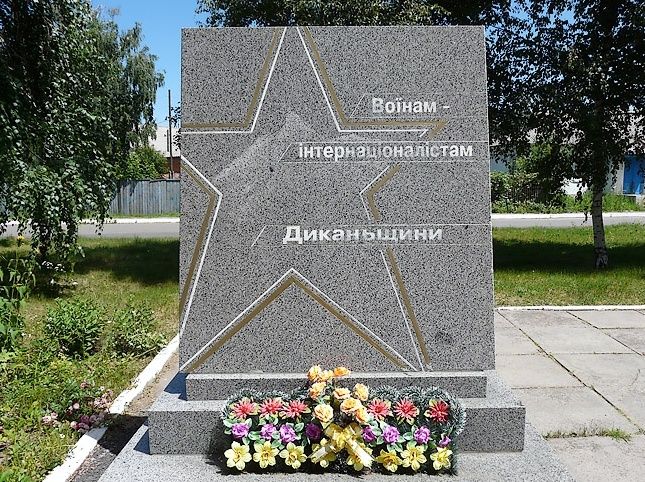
[305,423,322,441]
[279,424,297,444]
[79,415,91,426]
[231,423,250,440]
[414,426,431,444]
[382,425,400,444]
[439,435,452,447]
[362,426,376,443]
[260,423,276,441]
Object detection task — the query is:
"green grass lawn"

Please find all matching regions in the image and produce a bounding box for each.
[1,225,644,480]
[0,238,178,481]
[494,224,645,305]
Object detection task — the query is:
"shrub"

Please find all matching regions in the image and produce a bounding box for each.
[45,299,103,359]
[107,302,166,358]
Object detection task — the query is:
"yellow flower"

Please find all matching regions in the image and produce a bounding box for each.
[313,403,334,424]
[319,370,334,382]
[340,397,361,414]
[375,449,402,473]
[430,447,453,471]
[333,387,351,400]
[354,406,370,424]
[16,234,25,246]
[333,366,351,378]
[307,365,322,382]
[311,438,337,467]
[346,444,372,471]
[309,382,327,399]
[279,442,307,469]
[353,383,369,402]
[252,441,279,468]
[401,442,427,471]
[224,441,252,471]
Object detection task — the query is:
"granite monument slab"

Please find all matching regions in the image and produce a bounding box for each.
[178,25,495,375]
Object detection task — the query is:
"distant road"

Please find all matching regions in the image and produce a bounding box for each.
[2,213,645,238]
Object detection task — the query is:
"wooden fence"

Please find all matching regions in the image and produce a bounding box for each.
[109,180,180,216]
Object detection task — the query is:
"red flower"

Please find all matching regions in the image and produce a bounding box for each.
[425,399,449,423]
[259,398,284,417]
[280,399,311,419]
[230,398,258,420]
[367,398,392,420]
[394,398,419,424]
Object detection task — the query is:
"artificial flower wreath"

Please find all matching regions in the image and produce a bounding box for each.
[220,366,465,475]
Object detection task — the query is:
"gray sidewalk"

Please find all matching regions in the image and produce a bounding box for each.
[496,309,645,481]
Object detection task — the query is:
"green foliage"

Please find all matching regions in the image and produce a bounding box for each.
[196,0,501,27]
[488,0,645,265]
[45,299,103,359]
[0,255,35,352]
[121,145,168,180]
[0,0,163,262]
[0,470,35,482]
[107,301,166,357]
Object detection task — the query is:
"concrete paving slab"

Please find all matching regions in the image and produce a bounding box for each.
[520,324,631,354]
[498,310,582,328]
[605,329,645,355]
[494,311,514,329]
[549,435,645,482]
[555,354,645,429]
[573,310,645,329]
[495,326,540,355]
[496,354,582,388]
[514,386,638,436]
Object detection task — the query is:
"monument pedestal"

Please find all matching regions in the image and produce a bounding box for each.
[147,371,526,455]
[96,372,574,481]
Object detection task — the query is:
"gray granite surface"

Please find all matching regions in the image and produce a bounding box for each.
[148,372,524,454]
[186,371,488,399]
[179,26,494,374]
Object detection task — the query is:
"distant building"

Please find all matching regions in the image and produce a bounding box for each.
[150,125,181,178]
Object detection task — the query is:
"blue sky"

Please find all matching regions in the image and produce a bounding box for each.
[92,1,206,124]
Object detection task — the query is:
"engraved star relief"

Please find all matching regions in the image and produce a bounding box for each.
[179,28,451,374]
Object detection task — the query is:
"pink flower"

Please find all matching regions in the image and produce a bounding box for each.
[362,425,376,443]
[425,400,450,423]
[394,398,419,424]
[279,424,297,444]
[230,398,258,420]
[259,398,284,418]
[382,424,400,444]
[305,423,322,441]
[231,423,250,440]
[280,399,310,419]
[260,423,276,440]
[367,399,392,420]
[414,426,430,444]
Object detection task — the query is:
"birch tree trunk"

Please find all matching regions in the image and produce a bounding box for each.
[591,186,609,268]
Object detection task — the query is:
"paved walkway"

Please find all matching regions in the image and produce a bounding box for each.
[496,309,645,481]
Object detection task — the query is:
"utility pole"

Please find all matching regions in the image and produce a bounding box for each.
[168,89,173,179]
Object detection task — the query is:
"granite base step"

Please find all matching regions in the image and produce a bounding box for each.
[147,371,525,455]
[186,371,488,399]
[98,423,572,482]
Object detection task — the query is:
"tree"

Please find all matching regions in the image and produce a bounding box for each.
[488,0,644,267]
[121,145,169,180]
[196,0,502,27]
[0,0,163,261]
